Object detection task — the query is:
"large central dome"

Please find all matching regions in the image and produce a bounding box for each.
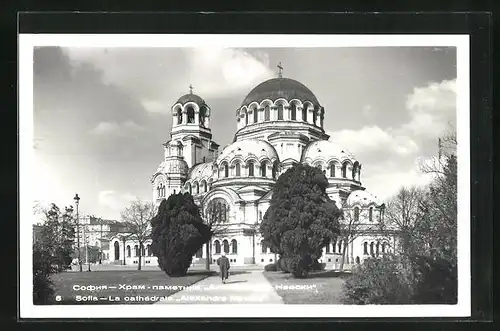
[241,77,319,106]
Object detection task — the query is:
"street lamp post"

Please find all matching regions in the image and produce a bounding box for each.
[74,194,82,272]
[84,224,91,272]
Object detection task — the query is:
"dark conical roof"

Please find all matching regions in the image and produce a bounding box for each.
[241,77,319,106]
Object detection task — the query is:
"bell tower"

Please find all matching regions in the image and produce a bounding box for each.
[170,85,219,168]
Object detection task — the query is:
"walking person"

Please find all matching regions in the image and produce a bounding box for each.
[217,252,230,284]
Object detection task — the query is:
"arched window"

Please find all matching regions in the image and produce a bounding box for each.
[134,245,139,257]
[272,162,278,179]
[382,242,386,253]
[224,163,229,178]
[341,162,348,178]
[223,240,229,254]
[187,106,195,123]
[261,241,268,254]
[313,108,318,124]
[253,107,258,123]
[369,207,373,222]
[126,245,131,257]
[376,242,380,256]
[352,163,358,180]
[277,104,284,120]
[338,241,342,253]
[363,242,368,255]
[214,240,221,254]
[316,164,322,172]
[332,239,337,253]
[186,182,191,194]
[264,105,270,121]
[370,242,374,256]
[302,106,307,121]
[114,241,120,261]
[147,244,152,256]
[177,109,182,124]
[291,104,297,120]
[235,162,241,176]
[141,244,145,256]
[195,182,199,194]
[248,161,254,176]
[325,242,330,253]
[260,162,267,177]
[354,207,360,222]
[329,162,336,177]
[355,256,360,264]
[231,239,237,254]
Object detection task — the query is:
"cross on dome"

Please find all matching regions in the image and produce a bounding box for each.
[189,84,194,94]
[277,62,283,78]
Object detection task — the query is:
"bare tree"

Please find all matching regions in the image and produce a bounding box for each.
[380,186,427,257]
[337,202,379,270]
[201,198,231,270]
[121,199,157,270]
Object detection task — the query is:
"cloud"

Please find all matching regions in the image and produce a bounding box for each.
[64,47,274,114]
[89,120,144,135]
[327,126,419,161]
[98,190,137,214]
[362,166,435,201]
[362,104,373,118]
[402,79,456,139]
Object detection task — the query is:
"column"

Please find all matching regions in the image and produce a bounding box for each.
[194,109,199,125]
[182,110,187,124]
[284,106,290,120]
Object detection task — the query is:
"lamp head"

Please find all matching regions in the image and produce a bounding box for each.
[74,193,80,204]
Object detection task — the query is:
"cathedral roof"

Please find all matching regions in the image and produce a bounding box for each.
[188,162,213,180]
[216,139,279,164]
[241,77,320,106]
[175,93,206,105]
[156,157,189,175]
[301,140,356,163]
[346,190,381,207]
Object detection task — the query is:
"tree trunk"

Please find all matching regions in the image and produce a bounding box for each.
[205,239,211,270]
[339,241,348,271]
[138,242,142,271]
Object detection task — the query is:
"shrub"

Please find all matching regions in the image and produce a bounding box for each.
[151,194,211,277]
[33,242,56,305]
[340,256,415,305]
[412,255,457,304]
[264,262,277,272]
[259,164,342,278]
[311,260,326,271]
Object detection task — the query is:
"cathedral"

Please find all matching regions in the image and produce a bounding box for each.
[106,65,394,269]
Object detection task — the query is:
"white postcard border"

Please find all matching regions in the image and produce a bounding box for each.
[19,34,470,318]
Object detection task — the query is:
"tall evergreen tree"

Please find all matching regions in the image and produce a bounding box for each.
[260,163,342,278]
[150,193,211,277]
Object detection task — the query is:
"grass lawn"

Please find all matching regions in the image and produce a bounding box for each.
[263,270,350,304]
[48,269,215,305]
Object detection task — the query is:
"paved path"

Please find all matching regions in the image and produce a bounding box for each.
[155,270,284,304]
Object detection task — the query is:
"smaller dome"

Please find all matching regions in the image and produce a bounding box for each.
[157,157,189,175]
[347,190,380,207]
[188,162,213,180]
[176,93,206,105]
[216,139,278,164]
[301,140,356,163]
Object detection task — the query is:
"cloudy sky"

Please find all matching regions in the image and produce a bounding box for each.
[32,45,457,220]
